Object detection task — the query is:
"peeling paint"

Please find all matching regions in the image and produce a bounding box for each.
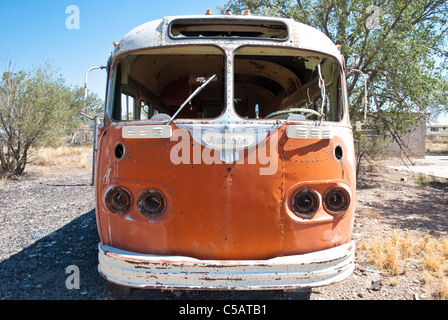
[103,166,112,185]
[98,241,355,290]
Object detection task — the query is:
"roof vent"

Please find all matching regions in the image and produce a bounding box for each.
[170,18,288,40]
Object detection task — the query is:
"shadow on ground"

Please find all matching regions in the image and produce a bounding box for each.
[374,187,448,235]
[0,210,107,300]
[0,210,311,300]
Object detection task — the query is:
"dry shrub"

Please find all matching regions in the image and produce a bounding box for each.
[437,280,448,300]
[362,230,448,299]
[425,141,448,153]
[29,146,91,169]
[0,176,8,185]
[365,231,402,275]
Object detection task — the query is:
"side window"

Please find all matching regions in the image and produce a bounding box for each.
[138,100,158,120]
[114,72,159,121]
[121,92,135,120]
[140,103,151,120]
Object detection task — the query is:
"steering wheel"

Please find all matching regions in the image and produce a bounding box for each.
[264,108,321,119]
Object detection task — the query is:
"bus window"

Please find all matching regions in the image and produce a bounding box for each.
[120,92,135,120]
[111,47,225,121]
[233,47,343,122]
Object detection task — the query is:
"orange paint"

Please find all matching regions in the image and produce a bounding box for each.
[95,125,355,260]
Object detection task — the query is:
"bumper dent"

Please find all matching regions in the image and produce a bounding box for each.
[98,241,355,290]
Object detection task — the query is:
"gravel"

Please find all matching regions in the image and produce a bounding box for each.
[0,153,447,301]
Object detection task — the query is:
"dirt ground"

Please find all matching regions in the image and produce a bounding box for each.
[314,155,448,300]
[0,147,447,303]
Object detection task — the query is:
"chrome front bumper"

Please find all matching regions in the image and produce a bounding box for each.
[98,241,355,290]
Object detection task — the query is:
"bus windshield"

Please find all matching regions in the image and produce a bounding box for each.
[110,46,344,122]
[111,46,225,121]
[234,47,344,122]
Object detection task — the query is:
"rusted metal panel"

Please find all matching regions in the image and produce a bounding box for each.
[98,241,355,290]
[95,125,355,260]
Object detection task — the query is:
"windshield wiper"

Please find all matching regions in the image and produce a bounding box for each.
[167,74,217,125]
[317,64,326,126]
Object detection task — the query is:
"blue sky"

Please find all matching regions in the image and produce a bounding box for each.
[1,1,447,123]
[0,0,227,101]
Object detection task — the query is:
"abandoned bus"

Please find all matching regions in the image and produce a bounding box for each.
[95,10,356,290]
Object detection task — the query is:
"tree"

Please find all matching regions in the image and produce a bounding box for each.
[0,62,103,177]
[220,0,448,162]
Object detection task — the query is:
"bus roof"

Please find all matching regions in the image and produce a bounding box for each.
[112,15,343,64]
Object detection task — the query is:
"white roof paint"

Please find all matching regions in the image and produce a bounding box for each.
[111,15,343,64]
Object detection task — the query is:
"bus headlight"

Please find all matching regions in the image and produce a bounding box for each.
[290,188,320,219]
[137,188,167,218]
[105,186,133,215]
[323,187,350,215]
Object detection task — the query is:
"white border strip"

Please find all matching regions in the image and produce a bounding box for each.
[98,241,355,290]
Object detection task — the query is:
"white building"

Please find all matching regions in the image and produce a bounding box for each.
[427,122,448,140]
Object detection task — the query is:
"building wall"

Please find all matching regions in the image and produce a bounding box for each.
[361,114,427,159]
[427,124,448,140]
[384,116,426,158]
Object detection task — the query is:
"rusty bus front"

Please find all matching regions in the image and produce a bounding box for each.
[95,13,356,290]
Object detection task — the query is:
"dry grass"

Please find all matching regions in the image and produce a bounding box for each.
[0,176,8,185]
[360,230,448,299]
[0,145,92,181]
[426,141,448,153]
[29,145,91,169]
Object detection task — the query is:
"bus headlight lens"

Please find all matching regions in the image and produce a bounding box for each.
[105,186,133,215]
[323,187,350,215]
[138,188,167,218]
[290,188,319,219]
